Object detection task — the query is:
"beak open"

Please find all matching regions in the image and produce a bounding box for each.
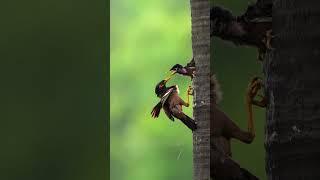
[164,71,176,83]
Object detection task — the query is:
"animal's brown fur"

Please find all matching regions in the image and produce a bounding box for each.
[210,74,222,104]
[210,74,254,157]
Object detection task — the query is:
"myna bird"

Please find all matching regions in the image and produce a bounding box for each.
[151,74,197,131]
[169,58,195,80]
[170,64,195,80]
[211,1,273,60]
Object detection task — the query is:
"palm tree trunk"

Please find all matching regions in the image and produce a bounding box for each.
[264,1,320,179]
[190,0,211,179]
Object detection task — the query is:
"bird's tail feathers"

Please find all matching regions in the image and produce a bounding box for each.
[180,115,197,131]
[151,102,162,118]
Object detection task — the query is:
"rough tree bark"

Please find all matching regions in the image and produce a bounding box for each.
[264,0,320,179]
[190,0,211,180]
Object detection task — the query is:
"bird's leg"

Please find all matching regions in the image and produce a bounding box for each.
[185,86,193,107]
[187,85,194,96]
[246,77,265,137]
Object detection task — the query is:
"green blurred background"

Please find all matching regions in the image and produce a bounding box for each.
[0,0,108,179]
[111,0,265,180]
[111,1,194,180]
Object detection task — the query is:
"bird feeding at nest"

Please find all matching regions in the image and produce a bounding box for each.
[169,59,196,96]
[151,73,197,131]
[170,58,196,80]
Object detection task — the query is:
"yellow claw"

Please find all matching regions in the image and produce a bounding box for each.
[186,87,190,107]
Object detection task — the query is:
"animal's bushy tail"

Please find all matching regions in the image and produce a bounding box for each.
[239,168,259,180]
[211,143,259,180]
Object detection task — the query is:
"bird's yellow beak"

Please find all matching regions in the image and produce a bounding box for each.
[164,71,176,83]
[170,69,177,74]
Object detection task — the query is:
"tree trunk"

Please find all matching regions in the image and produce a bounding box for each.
[190,0,211,180]
[264,1,320,179]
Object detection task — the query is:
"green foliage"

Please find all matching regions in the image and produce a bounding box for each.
[0,0,107,179]
[111,1,193,180]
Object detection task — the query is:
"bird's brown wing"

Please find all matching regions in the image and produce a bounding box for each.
[151,102,162,118]
[163,105,174,121]
[151,101,174,121]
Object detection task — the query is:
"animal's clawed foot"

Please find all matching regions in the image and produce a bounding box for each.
[247,77,262,101]
[247,77,267,108]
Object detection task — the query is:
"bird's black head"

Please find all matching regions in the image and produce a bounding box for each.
[170,64,189,75]
[155,80,168,98]
[170,64,184,72]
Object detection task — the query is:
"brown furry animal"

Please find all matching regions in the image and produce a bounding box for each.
[211,75,264,179]
[211,2,273,60]
[211,75,257,155]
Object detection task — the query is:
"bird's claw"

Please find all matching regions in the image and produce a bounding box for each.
[187,86,194,95]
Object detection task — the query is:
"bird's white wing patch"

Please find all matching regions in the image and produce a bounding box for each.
[175,85,180,94]
[160,88,173,105]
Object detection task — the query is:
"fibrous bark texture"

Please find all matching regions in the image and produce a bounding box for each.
[190,0,211,180]
[264,0,320,179]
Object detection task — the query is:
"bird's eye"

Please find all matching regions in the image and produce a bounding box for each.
[159,84,163,88]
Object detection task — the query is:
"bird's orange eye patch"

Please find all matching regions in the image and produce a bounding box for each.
[160,84,163,87]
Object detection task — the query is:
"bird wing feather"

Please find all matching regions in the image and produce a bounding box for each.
[163,105,174,121]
